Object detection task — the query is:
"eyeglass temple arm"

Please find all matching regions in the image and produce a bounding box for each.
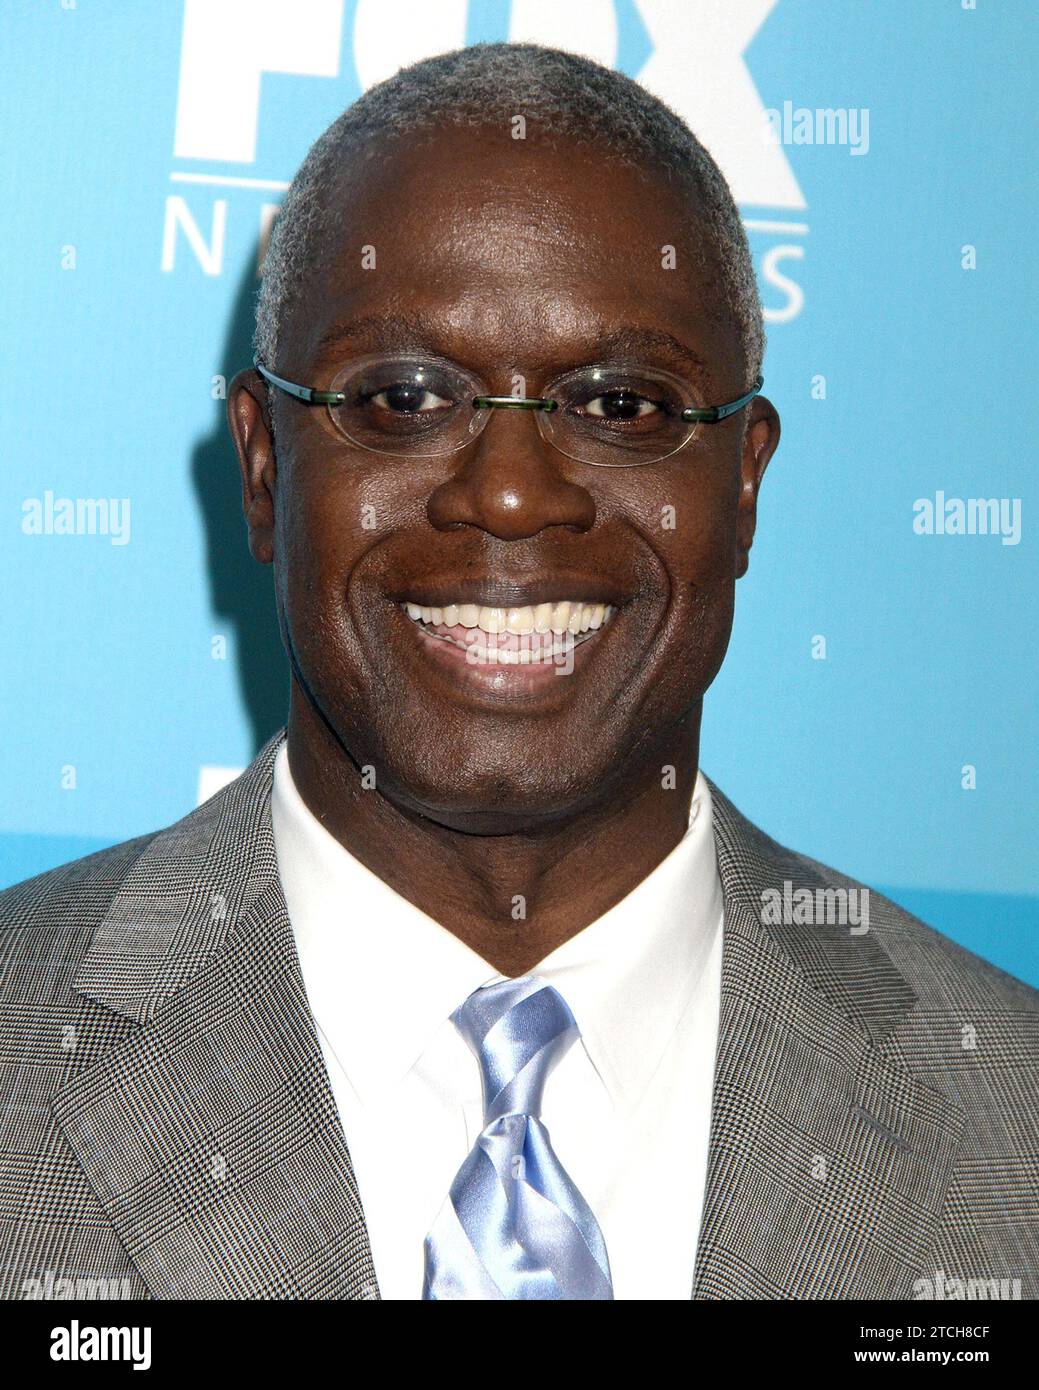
[681,374,764,424]
[254,361,346,406]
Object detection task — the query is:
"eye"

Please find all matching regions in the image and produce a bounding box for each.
[365,381,453,414]
[583,389,662,421]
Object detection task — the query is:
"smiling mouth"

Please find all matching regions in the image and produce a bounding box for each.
[401,599,617,665]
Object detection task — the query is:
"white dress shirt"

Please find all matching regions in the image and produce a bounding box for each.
[270,741,724,1300]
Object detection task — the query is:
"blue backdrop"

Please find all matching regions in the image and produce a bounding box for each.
[2,1,1035,984]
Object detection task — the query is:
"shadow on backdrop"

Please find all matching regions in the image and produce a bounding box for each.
[192,247,289,755]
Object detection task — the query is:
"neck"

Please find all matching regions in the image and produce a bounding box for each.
[284,689,701,976]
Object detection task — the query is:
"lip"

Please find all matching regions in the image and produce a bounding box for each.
[386,574,633,611]
[392,599,618,699]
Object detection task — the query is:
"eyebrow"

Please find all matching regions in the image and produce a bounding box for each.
[308,313,711,387]
[587,327,711,387]
[310,313,433,363]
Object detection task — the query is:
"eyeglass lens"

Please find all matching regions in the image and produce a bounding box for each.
[326,355,702,465]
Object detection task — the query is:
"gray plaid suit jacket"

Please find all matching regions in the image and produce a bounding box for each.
[1,728,1037,1301]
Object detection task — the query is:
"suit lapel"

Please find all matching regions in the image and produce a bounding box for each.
[693,784,966,1299]
[53,731,378,1300]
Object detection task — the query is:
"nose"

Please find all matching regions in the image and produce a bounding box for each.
[425,407,596,541]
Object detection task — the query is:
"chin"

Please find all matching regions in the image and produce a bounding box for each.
[373,740,612,837]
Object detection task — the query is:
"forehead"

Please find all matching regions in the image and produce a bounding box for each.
[287,125,739,387]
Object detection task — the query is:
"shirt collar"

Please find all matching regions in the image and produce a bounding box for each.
[527,780,722,1107]
[271,743,495,1106]
[270,742,722,1111]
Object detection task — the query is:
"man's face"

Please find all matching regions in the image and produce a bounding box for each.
[235,126,778,833]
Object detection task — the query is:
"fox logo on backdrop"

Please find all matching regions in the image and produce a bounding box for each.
[166,0,807,321]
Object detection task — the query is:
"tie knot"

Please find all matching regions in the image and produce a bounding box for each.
[453,977,579,1123]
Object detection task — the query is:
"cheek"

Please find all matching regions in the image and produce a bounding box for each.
[670,500,738,686]
[273,461,365,670]
[624,468,739,693]
[277,496,335,631]
[624,461,739,598]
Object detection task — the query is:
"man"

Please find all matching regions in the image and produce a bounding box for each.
[1,44,1036,1302]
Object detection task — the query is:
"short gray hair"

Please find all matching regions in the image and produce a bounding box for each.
[254,42,764,382]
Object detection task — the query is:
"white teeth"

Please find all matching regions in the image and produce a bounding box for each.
[402,599,617,637]
[479,606,506,634]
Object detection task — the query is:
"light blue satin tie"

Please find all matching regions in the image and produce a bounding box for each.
[423,975,614,1300]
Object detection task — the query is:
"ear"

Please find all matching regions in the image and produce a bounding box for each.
[735,395,780,578]
[227,368,277,564]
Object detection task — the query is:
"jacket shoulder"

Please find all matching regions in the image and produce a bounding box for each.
[708,779,1039,1016]
[0,731,285,1013]
[0,833,157,1001]
[788,841,1039,1016]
